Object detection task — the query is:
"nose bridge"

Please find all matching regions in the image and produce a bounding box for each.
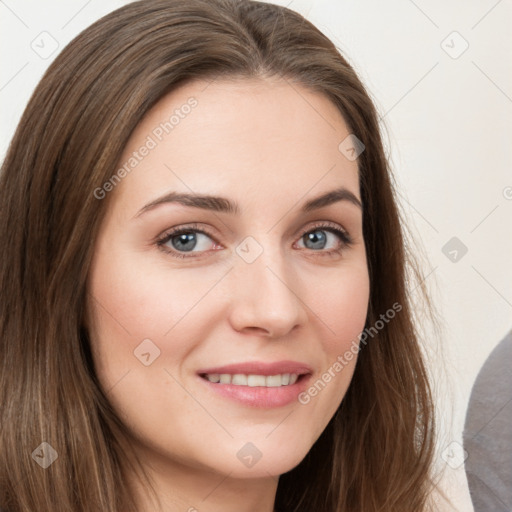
[228,234,306,336]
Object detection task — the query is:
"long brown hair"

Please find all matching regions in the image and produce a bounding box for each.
[0,0,439,510]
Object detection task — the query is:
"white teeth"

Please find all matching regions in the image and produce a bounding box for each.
[231,374,247,385]
[219,374,231,384]
[247,375,266,387]
[266,375,282,387]
[204,373,301,387]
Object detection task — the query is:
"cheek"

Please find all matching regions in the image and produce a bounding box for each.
[86,242,227,380]
[296,262,369,422]
[312,262,370,353]
[89,255,208,337]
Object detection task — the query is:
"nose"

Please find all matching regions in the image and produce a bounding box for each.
[227,244,308,339]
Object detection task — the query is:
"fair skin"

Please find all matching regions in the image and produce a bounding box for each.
[86,77,370,512]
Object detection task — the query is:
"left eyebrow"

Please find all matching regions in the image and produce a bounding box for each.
[301,187,362,212]
[134,186,362,218]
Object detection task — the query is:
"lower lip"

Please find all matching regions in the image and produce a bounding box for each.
[197,374,312,408]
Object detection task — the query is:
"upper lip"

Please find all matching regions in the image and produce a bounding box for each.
[197,360,313,376]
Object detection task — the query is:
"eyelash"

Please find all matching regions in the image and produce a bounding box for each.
[155,221,354,260]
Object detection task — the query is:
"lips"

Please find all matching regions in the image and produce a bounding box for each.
[196,360,313,408]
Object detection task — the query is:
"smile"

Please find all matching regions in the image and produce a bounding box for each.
[200,373,301,387]
[196,361,313,408]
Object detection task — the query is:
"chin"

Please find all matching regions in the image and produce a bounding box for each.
[202,438,313,479]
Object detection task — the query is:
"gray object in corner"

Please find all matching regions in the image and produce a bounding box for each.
[463,329,512,512]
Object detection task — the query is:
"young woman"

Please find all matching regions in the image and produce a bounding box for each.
[0,0,441,510]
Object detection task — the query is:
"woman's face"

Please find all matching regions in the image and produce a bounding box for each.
[86,77,369,480]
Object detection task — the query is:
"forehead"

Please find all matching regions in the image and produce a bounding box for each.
[110,77,360,216]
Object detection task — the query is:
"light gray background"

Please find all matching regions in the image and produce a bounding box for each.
[1,1,511,510]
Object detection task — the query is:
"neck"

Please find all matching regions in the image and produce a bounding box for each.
[126,450,279,512]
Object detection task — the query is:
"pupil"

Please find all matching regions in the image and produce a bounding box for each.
[305,230,326,250]
[173,233,196,252]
